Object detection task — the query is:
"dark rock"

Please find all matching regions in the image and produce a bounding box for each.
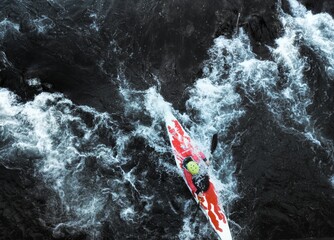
[240,0,282,59]
[300,0,334,16]
[0,165,55,240]
[231,104,334,240]
[300,44,334,141]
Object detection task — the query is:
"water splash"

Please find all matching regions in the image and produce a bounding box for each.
[32,15,55,33]
[286,0,307,17]
[287,0,334,78]
[0,88,141,238]
[0,18,20,40]
[271,0,334,151]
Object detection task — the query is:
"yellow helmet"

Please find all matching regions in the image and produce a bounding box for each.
[186,161,199,175]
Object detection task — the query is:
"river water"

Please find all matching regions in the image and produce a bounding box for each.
[0,0,334,239]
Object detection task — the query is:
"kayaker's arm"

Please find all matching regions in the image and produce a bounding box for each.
[199,152,210,166]
[199,151,206,159]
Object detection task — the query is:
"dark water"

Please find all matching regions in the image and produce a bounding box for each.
[1,0,334,239]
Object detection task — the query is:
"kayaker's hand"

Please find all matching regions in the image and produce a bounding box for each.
[198,192,204,198]
[205,160,210,166]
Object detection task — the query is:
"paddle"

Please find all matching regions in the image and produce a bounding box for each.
[210,133,218,155]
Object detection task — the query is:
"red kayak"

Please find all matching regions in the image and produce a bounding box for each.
[165,112,232,240]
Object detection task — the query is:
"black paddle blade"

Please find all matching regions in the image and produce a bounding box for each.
[210,133,218,154]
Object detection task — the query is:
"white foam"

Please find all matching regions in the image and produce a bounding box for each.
[0,88,140,237]
[330,176,334,188]
[271,0,334,152]
[271,15,311,126]
[283,0,334,80]
[0,18,20,39]
[118,83,172,155]
[33,15,55,33]
[144,87,173,119]
[287,0,307,17]
[120,206,136,222]
[26,78,42,87]
[89,13,100,31]
[0,89,20,117]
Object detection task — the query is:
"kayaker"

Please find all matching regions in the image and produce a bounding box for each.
[183,155,210,198]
